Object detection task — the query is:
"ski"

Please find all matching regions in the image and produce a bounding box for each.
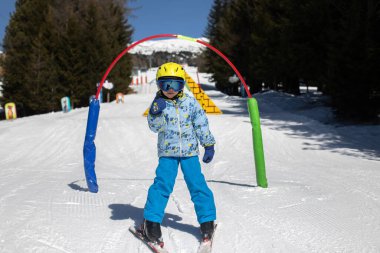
[197,224,217,253]
[129,226,169,253]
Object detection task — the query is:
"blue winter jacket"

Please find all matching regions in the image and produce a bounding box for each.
[148,92,215,157]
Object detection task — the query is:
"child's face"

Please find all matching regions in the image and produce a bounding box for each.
[162,89,179,99]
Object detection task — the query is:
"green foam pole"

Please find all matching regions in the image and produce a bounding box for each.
[247,98,268,188]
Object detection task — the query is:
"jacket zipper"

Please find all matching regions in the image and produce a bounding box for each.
[174,101,182,156]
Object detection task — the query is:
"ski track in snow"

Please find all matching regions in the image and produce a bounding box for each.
[0,76,379,253]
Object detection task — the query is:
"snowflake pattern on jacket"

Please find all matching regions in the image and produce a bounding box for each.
[148,92,215,157]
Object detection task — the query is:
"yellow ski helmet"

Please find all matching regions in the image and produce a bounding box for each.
[156,62,186,81]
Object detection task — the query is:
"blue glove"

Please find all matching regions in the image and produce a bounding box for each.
[202,145,215,163]
[149,97,166,115]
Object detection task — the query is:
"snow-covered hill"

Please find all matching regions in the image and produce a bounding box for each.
[0,74,379,253]
[128,38,207,55]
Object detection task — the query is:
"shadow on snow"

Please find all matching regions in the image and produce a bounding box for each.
[108,203,201,240]
[68,178,257,193]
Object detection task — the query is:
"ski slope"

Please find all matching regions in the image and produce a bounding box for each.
[0,75,379,253]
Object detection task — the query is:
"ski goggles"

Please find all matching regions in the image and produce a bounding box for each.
[157,79,185,92]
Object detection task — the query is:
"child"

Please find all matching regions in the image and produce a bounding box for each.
[142,62,216,245]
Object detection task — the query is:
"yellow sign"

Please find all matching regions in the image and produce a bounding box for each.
[116,93,124,103]
[5,102,17,120]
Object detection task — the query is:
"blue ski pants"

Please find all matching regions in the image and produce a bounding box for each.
[144,156,216,224]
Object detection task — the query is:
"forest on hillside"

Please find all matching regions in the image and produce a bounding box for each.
[1,0,133,115]
[203,0,380,121]
[1,0,379,121]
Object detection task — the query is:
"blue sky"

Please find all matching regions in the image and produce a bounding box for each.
[0,0,213,50]
[128,0,213,40]
[0,0,15,50]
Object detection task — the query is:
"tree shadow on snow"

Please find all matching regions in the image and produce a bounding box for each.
[108,203,200,239]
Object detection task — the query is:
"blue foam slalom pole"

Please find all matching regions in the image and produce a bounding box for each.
[83,98,100,193]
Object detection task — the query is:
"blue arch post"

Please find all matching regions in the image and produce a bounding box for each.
[83,98,100,193]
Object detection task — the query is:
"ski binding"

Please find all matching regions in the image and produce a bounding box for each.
[197,224,217,253]
[129,225,169,253]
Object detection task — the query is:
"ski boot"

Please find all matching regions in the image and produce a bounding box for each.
[200,221,215,242]
[143,219,164,247]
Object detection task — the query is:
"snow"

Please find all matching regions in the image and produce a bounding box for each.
[0,73,379,253]
[128,38,207,55]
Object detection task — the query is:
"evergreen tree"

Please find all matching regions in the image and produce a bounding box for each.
[325,0,380,120]
[202,0,380,120]
[2,0,52,115]
[218,0,253,93]
[203,0,233,94]
[288,0,330,92]
[1,0,133,115]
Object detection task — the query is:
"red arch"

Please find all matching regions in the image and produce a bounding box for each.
[95,34,252,99]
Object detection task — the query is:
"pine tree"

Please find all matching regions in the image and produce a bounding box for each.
[325,0,380,120]
[2,0,133,115]
[2,0,52,115]
[202,0,379,120]
[225,0,264,93]
[203,0,233,94]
